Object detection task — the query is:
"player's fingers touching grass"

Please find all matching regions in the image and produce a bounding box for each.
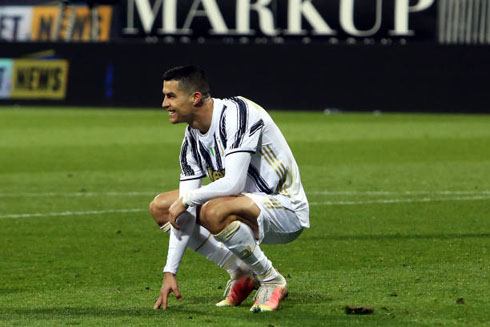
[156,272,183,310]
[153,294,163,310]
[155,285,175,310]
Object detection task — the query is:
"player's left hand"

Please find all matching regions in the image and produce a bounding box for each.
[168,197,187,230]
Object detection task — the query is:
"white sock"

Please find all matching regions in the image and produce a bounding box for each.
[189,225,242,275]
[161,222,241,275]
[214,221,276,280]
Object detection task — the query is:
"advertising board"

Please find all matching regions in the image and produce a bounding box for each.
[0,59,13,98]
[122,0,437,43]
[8,59,69,100]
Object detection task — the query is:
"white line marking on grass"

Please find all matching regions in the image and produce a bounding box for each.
[2,195,489,220]
[0,208,147,219]
[310,195,490,206]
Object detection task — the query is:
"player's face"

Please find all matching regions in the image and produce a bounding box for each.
[162,80,195,124]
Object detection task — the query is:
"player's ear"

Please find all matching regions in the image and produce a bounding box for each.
[192,92,203,106]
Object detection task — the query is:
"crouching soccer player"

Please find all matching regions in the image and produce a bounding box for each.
[149,65,309,312]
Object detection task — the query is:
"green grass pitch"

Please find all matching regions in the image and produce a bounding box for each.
[0,107,489,326]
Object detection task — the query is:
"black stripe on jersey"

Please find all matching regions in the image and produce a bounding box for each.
[247,164,273,194]
[180,175,206,182]
[180,138,195,176]
[186,127,203,171]
[226,149,255,156]
[213,135,224,171]
[219,105,227,149]
[230,97,248,149]
[199,140,215,172]
[249,119,264,137]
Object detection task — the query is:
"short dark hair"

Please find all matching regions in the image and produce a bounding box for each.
[163,65,210,98]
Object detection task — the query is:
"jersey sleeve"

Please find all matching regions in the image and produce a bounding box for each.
[163,178,202,275]
[182,151,251,207]
[179,127,206,181]
[223,97,265,156]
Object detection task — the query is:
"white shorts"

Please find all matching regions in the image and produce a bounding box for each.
[243,192,304,245]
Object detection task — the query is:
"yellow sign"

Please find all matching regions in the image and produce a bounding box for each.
[31,6,112,41]
[11,60,69,99]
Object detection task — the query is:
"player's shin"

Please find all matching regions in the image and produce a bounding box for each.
[214,220,288,312]
[189,224,241,274]
[160,221,241,275]
[214,221,277,282]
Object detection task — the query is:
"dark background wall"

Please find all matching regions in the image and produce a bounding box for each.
[1,42,489,112]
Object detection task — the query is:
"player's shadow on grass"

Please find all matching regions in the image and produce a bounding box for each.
[2,304,324,321]
[0,288,24,295]
[311,232,490,241]
[1,307,213,319]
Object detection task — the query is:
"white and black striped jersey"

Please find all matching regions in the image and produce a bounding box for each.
[179,96,309,228]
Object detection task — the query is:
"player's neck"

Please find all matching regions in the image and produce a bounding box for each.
[190,98,214,134]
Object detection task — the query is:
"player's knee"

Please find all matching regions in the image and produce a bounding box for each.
[149,193,173,224]
[199,201,227,234]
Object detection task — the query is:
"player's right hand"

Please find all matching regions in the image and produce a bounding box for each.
[153,272,182,310]
[168,197,188,230]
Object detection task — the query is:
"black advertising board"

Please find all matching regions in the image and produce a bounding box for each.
[121,0,437,44]
[2,42,489,113]
[2,0,489,112]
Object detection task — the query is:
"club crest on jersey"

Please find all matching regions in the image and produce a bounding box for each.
[207,167,225,181]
